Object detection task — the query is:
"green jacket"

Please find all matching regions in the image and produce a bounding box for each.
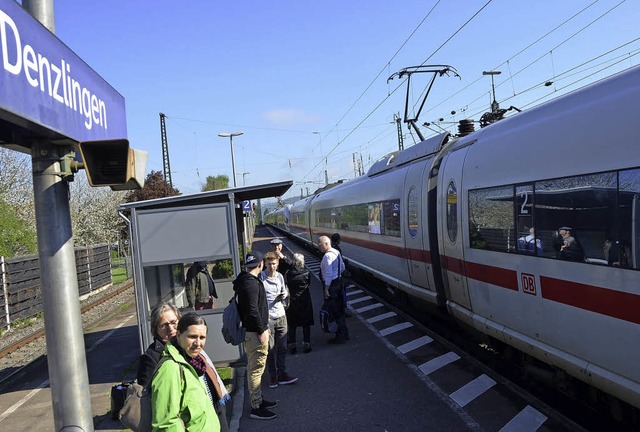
[151,342,220,432]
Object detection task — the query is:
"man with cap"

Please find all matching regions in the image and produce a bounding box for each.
[553,226,584,262]
[270,238,293,274]
[232,251,278,420]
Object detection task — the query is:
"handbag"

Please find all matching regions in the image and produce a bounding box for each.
[119,381,152,432]
[319,300,338,333]
[119,357,183,432]
[110,381,133,420]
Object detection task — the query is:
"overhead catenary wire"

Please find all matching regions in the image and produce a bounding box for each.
[302,1,495,183]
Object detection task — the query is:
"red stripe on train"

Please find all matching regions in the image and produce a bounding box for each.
[442,256,519,291]
[540,276,640,324]
[294,227,639,324]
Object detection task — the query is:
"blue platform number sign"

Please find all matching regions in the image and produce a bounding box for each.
[242,200,251,213]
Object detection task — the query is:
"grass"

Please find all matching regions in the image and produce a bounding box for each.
[218,367,233,392]
[11,312,43,329]
[111,263,129,285]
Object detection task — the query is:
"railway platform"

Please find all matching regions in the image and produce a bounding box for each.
[236,226,477,431]
[0,225,581,432]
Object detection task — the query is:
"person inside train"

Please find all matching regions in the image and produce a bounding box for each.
[151,312,227,432]
[517,227,543,256]
[553,226,584,262]
[285,253,314,354]
[603,239,631,268]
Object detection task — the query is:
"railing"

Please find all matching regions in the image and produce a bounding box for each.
[0,244,112,331]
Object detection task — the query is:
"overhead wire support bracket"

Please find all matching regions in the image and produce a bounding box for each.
[388,65,460,142]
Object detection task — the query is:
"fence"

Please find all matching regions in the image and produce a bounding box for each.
[0,244,112,331]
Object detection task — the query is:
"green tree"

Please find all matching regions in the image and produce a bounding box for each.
[202,175,229,192]
[69,175,127,246]
[0,197,37,257]
[125,170,180,203]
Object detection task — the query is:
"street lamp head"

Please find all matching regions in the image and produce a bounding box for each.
[218,131,244,138]
[482,70,501,76]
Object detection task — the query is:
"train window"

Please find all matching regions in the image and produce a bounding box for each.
[343,203,368,233]
[368,203,382,234]
[382,200,401,237]
[468,185,515,252]
[515,184,541,255]
[615,168,640,269]
[408,186,418,238]
[291,211,306,226]
[536,171,617,263]
[316,208,334,229]
[446,181,458,243]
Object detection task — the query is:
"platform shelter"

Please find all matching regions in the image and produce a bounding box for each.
[118,180,292,365]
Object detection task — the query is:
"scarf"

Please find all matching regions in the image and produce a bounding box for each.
[175,342,228,405]
[187,353,208,376]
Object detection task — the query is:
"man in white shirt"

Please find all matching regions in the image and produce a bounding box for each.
[318,235,349,344]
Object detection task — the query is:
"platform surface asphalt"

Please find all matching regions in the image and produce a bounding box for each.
[235,226,477,431]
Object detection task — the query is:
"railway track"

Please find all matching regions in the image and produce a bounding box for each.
[0,281,135,385]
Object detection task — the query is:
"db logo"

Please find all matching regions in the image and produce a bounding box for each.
[521,273,536,296]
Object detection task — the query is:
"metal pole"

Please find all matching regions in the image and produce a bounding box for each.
[23,2,94,430]
[22,0,55,32]
[229,136,237,188]
[1,256,10,331]
[32,141,94,432]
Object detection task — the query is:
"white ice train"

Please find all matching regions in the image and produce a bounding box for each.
[266,65,640,415]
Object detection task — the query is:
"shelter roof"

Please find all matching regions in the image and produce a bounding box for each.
[118,180,292,211]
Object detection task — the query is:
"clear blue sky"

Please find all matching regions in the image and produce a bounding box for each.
[48,0,639,199]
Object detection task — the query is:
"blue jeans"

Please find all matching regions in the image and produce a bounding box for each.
[267,315,288,377]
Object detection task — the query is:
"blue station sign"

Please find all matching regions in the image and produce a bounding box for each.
[0,0,127,143]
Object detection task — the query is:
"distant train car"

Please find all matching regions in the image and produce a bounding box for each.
[271,65,640,413]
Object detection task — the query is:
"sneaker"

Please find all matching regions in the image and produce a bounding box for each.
[268,375,278,388]
[260,399,278,409]
[303,343,312,354]
[277,372,299,385]
[288,343,297,354]
[250,406,277,420]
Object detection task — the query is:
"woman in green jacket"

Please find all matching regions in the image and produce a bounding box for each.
[151,313,221,432]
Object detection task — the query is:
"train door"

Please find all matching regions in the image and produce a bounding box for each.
[403,162,430,290]
[438,149,471,310]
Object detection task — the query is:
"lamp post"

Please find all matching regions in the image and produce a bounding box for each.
[238,171,250,186]
[218,131,244,187]
[482,70,501,112]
